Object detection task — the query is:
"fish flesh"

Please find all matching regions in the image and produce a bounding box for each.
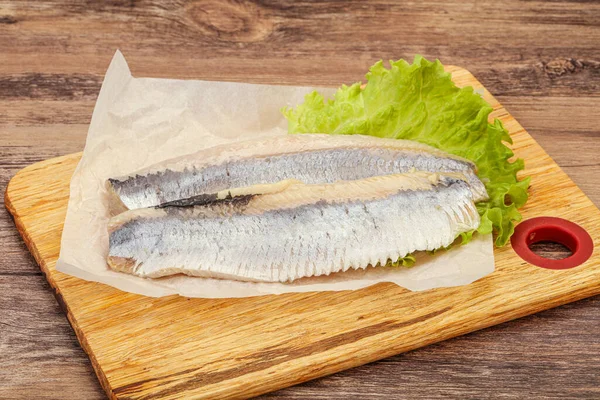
[108,134,487,212]
[107,134,488,214]
[108,172,479,282]
[107,172,480,283]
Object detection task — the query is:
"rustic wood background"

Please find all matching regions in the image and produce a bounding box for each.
[0,0,598,399]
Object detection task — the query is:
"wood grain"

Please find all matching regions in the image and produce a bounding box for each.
[4,67,600,399]
[1,0,599,399]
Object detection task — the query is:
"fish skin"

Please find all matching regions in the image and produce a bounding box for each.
[108,172,480,283]
[107,134,488,214]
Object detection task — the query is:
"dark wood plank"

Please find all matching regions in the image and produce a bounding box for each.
[0,1,599,93]
[0,276,105,400]
[498,97,600,205]
[0,125,87,274]
[1,0,599,398]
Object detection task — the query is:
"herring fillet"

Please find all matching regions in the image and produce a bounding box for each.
[107,134,488,214]
[107,172,480,283]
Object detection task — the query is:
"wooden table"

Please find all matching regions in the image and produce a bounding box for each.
[1,1,599,398]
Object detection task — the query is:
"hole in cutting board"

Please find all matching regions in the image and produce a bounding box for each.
[511,217,593,270]
[528,241,573,260]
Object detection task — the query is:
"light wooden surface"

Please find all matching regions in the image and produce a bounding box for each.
[4,66,600,399]
[1,1,600,399]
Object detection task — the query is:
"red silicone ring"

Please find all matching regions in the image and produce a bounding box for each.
[511,217,594,270]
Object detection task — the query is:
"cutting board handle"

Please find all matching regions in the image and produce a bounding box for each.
[511,217,593,269]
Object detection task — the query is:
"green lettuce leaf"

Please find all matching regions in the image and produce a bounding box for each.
[385,254,416,268]
[283,55,529,246]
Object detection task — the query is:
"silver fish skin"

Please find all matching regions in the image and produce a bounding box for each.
[107,172,480,283]
[107,134,488,214]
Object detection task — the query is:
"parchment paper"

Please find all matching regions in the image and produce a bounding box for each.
[56,51,495,298]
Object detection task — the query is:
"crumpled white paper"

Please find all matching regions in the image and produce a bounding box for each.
[56,51,494,298]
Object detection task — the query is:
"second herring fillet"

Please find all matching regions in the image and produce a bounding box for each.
[108,172,480,283]
[107,134,488,214]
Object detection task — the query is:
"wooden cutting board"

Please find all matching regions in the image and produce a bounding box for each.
[5,66,600,400]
